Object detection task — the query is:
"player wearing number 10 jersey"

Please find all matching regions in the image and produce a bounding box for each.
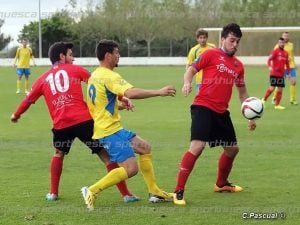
[10,42,138,203]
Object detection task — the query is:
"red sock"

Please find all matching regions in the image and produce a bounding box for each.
[275,91,282,105]
[175,151,198,191]
[263,88,273,101]
[106,162,132,197]
[216,153,234,187]
[50,156,63,195]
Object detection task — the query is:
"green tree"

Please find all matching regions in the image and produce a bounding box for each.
[0,19,12,51]
[19,11,75,57]
[159,0,191,56]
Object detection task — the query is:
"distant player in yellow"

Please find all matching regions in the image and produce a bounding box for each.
[81,39,176,210]
[13,39,36,94]
[273,32,298,105]
[186,29,216,93]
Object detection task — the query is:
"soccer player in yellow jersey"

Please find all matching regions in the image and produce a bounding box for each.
[81,39,176,210]
[186,29,216,93]
[273,32,298,105]
[13,39,36,94]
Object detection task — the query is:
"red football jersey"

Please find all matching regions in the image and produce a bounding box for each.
[267,48,289,77]
[192,48,245,113]
[25,64,92,129]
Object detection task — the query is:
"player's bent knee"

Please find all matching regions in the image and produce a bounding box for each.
[224,146,239,158]
[54,149,65,158]
[120,157,139,178]
[126,165,139,178]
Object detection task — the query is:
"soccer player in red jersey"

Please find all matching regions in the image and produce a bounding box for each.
[10,42,138,203]
[262,37,290,110]
[173,23,257,205]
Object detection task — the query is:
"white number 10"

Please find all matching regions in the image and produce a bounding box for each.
[46,70,70,95]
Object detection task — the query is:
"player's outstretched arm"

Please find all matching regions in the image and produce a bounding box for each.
[10,99,32,123]
[182,66,197,96]
[124,85,176,99]
[236,86,250,104]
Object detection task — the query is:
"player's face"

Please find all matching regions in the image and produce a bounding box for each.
[221,32,240,56]
[109,48,120,67]
[282,33,289,43]
[197,35,208,47]
[278,40,285,49]
[22,40,28,47]
[65,49,74,64]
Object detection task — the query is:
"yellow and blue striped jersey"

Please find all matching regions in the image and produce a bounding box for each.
[87,67,133,139]
[274,42,295,68]
[14,47,33,68]
[187,43,216,84]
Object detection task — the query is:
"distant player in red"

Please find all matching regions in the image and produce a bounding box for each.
[11,42,138,203]
[173,23,257,206]
[262,37,290,110]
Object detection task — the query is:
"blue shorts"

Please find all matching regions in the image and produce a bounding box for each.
[285,68,296,78]
[99,129,136,163]
[16,68,30,77]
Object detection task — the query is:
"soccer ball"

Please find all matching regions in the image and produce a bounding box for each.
[241,97,264,120]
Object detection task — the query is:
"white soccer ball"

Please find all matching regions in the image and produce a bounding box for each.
[241,97,264,120]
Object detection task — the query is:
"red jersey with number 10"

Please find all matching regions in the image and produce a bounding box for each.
[25,64,92,129]
[191,48,245,113]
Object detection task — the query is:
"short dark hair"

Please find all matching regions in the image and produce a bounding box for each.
[96,39,119,61]
[196,29,208,38]
[48,42,74,64]
[279,37,285,41]
[221,23,242,39]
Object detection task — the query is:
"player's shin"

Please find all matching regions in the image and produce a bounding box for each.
[216,152,234,187]
[175,151,198,191]
[290,84,296,101]
[138,154,160,193]
[106,162,132,197]
[275,91,282,105]
[89,167,128,194]
[50,156,63,195]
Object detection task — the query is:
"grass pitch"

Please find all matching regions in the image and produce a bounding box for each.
[0,65,299,225]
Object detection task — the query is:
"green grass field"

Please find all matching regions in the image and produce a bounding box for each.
[0,65,299,225]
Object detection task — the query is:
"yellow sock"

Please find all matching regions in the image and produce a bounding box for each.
[273,87,278,100]
[17,80,21,90]
[138,154,160,194]
[290,84,296,101]
[25,79,29,90]
[89,167,128,194]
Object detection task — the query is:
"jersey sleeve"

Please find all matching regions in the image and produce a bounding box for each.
[106,73,134,96]
[29,47,33,57]
[76,65,91,83]
[191,50,211,72]
[267,50,276,67]
[14,48,20,63]
[186,48,195,65]
[235,63,245,87]
[25,77,43,104]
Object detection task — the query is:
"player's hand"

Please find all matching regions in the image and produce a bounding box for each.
[182,83,192,96]
[119,96,135,111]
[248,120,256,131]
[159,85,176,97]
[11,113,20,123]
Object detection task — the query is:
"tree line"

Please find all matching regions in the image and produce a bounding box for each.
[1,0,300,57]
